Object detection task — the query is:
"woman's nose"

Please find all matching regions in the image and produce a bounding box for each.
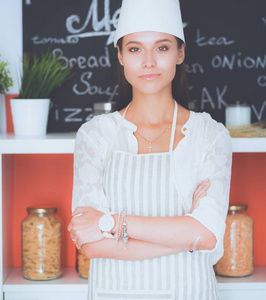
[142,51,156,68]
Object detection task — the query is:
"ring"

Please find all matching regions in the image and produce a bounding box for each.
[73,213,83,218]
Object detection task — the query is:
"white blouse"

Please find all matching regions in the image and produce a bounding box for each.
[72,109,232,265]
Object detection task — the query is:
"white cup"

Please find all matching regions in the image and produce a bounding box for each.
[225,103,251,127]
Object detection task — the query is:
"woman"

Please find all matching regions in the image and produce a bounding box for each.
[68,0,232,299]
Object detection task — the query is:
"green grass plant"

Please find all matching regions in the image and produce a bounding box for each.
[19,50,73,99]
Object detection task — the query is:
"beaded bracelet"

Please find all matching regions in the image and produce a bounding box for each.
[115,210,129,249]
[122,213,129,250]
[115,211,124,247]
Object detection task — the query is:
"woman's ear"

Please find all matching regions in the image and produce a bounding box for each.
[177,43,185,65]
[117,45,123,66]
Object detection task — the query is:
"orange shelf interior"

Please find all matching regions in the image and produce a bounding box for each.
[11,152,266,267]
[12,154,75,267]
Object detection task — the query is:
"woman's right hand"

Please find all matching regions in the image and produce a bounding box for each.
[190,179,211,213]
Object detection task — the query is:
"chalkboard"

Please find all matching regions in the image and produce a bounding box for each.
[23,0,266,132]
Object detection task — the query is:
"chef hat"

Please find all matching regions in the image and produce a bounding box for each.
[114,0,185,47]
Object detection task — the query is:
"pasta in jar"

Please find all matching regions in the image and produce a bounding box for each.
[22,207,62,280]
[76,248,90,279]
[214,205,253,277]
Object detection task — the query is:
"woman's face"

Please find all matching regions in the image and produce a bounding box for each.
[117,31,185,96]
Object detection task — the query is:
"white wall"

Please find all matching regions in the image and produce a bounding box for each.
[0,0,23,94]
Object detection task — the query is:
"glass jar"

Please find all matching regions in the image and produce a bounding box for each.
[21,207,62,280]
[76,248,90,279]
[93,102,115,116]
[214,204,253,277]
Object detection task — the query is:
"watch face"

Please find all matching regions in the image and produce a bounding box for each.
[99,215,115,232]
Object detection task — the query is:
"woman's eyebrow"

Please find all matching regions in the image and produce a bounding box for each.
[125,41,142,47]
[125,39,173,47]
[155,39,172,44]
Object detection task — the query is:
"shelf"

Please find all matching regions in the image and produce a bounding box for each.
[0,133,76,154]
[3,266,266,292]
[216,266,266,290]
[0,133,265,153]
[231,138,266,153]
[3,267,87,292]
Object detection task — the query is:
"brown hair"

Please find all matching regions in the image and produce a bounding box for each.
[115,37,190,111]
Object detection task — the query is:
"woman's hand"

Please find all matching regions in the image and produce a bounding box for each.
[190,179,211,213]
[67,207,104,249]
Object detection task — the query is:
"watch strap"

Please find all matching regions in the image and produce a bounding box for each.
[103,232,116,239]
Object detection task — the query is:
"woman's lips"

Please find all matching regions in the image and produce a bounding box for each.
[139,74,160,80]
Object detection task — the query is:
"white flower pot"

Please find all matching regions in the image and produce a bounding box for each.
[10,99,50,136]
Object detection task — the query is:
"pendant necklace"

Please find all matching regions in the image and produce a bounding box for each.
[135,124,172,152]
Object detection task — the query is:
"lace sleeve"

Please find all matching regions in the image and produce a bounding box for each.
[186,128,232,264]
[71,120,110,213]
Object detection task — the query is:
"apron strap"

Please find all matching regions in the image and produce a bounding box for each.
[169,101,178,152]
[122,102,131,117]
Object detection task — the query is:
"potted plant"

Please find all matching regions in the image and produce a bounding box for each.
[11,50,73,136]
[0,55,13,133]
[0,55,13,94]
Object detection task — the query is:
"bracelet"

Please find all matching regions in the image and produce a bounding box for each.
[115,210,129,249]
[189,236,200,253]
[115,211,124,247]
[122,213,129,250]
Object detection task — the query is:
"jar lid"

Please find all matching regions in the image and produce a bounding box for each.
[93,102,115,111]
[228,204,248,211]
[27,206,57,214]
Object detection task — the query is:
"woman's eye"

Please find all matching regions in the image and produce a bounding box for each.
[129,47,140,52]
[158,46,168,51]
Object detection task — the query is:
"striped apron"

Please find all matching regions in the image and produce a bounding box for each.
[87,102,220,300]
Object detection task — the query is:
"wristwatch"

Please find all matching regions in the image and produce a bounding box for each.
[98,212,116,238]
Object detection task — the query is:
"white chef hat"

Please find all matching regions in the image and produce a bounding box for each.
[114,0,185,47]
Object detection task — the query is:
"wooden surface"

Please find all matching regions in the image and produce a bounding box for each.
[228,121,266,138]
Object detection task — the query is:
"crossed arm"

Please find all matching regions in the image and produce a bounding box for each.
[68,179,216,261]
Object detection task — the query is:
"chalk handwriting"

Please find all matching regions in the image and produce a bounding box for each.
[185,63,204,74]
[66,0,120,45]
[262,17,266,28]
[212,53,266,71]
[195,29,235,47]
[200,86,228,110]
[201,88,215,109]
[64,108,83,122]
[73,71,118,101]
[62,108,94,122]
[54,105,59,121]
[84,108,94,122]
[258,75,266,87]
[251,101,266,121]
[52,48,111,69]
[54,107,93,123]
[32,35,79,45]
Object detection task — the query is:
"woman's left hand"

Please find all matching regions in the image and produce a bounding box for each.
[67,207,104,249]
[191,179,211,213]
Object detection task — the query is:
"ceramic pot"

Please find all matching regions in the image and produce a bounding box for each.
[10,98,50,136]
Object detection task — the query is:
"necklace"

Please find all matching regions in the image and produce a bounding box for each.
[135,124,173,152]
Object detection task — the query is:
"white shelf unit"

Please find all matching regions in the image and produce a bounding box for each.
[0,133,76,154]
[1,133,265,154]
[1,133,266,300]
[3,267,266,300]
